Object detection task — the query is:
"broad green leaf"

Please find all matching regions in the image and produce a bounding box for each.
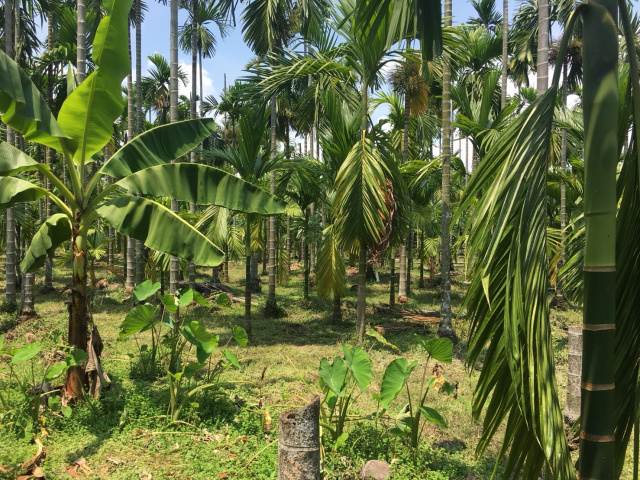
[61,405,72,418]
[119,304,158,338]
[48,396,61,411]
[192,290,211,308]
[215,293,232,307]
[0,141,40,176]
[319,357,348,396]
[0,51,70,150]
[232,325,248,347]
[45,362,68,381]
[116,164,288,215]
[160,294,178,313]
[379,358,418,409]
[10,342,42,364]
[222,349,240,369]
[341,345,371,391]
[177,287,194,308]
[419,337,453,364]
[57,0,133,163]
[418,406,448,428]
[132,280,161,302]
[0,177,48,209]
[70,349,88,366]
[334,432,349,451]
[184,361,203,379]
[21,214,72,273]
[101,119,216,177]
[182,319,219,364]
[96,195,224,266]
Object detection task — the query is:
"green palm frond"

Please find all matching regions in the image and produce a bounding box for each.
[316,224,347,298]
[459,87,574,480]
[333,137,390,252]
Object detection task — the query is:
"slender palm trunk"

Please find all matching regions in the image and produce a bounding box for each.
[537,0,549,95]
[135,0,144,285]
[438,0,456,342]
[398,243,407,297]
[77,0,86,83]
[169,0,180,294]
[187,0,198,289]
[579,1,617,476]
[406,219,412,295]
[245,215,252,335]
[356,82,369,342]
[332,294,342,323]
[44,15,54,291]
[389,249,396,307]
[501,0,508,109]
[267,94,278,310]
[286,215,291,273]
[304,215,310,300]
[418,230,425,288]
[3,0,16,311]
[126,31,136,290]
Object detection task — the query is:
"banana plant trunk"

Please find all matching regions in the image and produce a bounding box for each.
[579,1,617,477]
[67,227,89,398]
[438,0,456,342]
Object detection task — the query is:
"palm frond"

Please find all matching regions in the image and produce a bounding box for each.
[316,224,347,298]
[459,87,574,480]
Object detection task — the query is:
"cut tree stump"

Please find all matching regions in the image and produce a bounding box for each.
[278,395,321,480]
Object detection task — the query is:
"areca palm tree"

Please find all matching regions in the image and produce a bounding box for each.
[140,53,187,125]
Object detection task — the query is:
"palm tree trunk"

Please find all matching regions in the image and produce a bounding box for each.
[267,93,278,309]
[3,0,16,311]
[501,0,508,109]
[304,215,310,301]
[332,293,342,323]
[126,30,136,290]
[399,243,407,297]
[537,0,549,95]
[169,0,180,294]
[77,0,86,83]
[188,0,198,289]
[20,267,35,316]
[135,0,144,286]
[438,0,456,342]
[389,248,396,307]
[356,248,366,341]
[579,1,617,476]
[44,14,54,291]
[406,220,412,296]
[418,230,425,288]
[286,215,291,273]
[245,215,252,335]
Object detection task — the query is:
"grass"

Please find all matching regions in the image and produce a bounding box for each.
[0,254,630,479]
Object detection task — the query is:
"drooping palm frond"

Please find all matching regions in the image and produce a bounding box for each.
[316,224,346,298]
[458,87,574,480]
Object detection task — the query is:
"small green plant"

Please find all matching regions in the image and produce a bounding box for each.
[376,335,455,450]
[318,345,372,450]
[119,280,248,422]
[0,336,86,441]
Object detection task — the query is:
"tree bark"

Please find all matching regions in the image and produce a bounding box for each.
[501,0,508,109]
[438,0,457,342]
[418,230,425,288]
[537,0,549,95]
[278,396,320,480]
[188,0,198,289]
[77,0,86,83]
[398,243,407,297]
[332,294,342,323]
[389,248,396,307]
[126,30,136,290]
[356,248,366,342]
[267,93,278,309]
[245,215,252,335]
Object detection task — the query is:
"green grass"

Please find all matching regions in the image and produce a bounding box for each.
[0,255,627,479]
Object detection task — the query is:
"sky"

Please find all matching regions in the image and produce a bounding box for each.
[139,1,522,106]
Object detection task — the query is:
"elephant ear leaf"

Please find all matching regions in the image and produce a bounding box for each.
[0,141,40,176]
[115,163,288,215]
[0,177,48,208]
[101,119,216,178]
[57,0,133,163]
[21,214,72,273]
[96,195,224,266]
[0,51,70,151]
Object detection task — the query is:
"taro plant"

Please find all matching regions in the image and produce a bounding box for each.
[318,345,372,449]
[0,335,87,441]
[375,336,455,450]
[119,280,247,422]
[0,0,286,398]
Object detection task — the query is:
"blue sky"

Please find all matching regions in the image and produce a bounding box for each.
[139,1,521,102]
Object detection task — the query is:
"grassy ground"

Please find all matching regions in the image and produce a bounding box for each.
[0,255,627,479]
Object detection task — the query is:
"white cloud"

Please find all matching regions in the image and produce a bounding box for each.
[178,59,219,110]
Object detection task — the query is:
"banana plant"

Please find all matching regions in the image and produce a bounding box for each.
[0,0,286,398]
